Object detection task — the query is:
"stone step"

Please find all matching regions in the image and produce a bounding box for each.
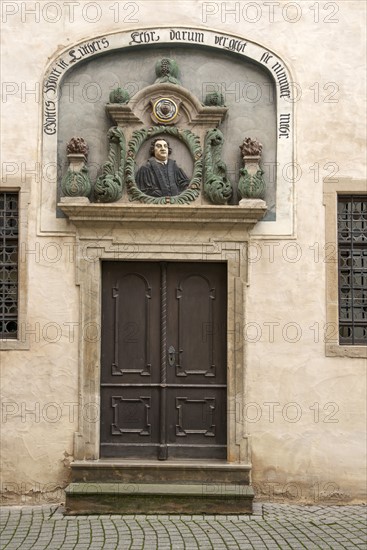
[70,459,251,485]
[65,482,254,515]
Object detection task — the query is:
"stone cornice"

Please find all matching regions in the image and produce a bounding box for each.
[58,197,266,228]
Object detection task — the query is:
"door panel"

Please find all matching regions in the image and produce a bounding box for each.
[100,261,227,460]
[101,262,161,385]
[166,387,227,459]
[166,262,227,384]
[100,386,160,458]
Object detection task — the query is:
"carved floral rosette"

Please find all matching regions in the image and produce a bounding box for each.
[125,126,202,204]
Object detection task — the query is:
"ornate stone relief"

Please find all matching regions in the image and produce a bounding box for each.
[109,87,130,104]
[94,127,126,203]
[238,138,266,200]
[61,138,92,198]
[151,97,180,125]
[203,129,232,204]
[154,58,181,85]
[204,92,225,107]
[41,27,296,236]
[61,58,267,210]
[126,126,202,204]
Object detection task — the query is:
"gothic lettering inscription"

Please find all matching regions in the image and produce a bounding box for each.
[68,38,110,63]
[279,114,291,139]
[43,29,292,143]
[214,35,247,53]
[44,60,69,94]
[169,30,204,43]
[260,52,290,99]
[129,31,160,44]
[43,37,110,134]
[43,101,57,135]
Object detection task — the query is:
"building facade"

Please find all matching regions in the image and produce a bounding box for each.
[1,1,366,508]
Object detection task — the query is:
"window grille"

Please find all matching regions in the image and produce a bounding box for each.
[0,192,19,338]
[338,195,367,345]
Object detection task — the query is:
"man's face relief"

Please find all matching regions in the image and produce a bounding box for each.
[154,140,169,162]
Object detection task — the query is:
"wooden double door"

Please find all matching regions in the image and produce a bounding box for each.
[100,261,227,460]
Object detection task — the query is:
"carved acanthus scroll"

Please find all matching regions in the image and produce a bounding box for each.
[203,129,233,205]
[94,127,126,203]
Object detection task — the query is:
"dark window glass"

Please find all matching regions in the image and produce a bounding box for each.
[338,195,367,345]
[0,192,19,339]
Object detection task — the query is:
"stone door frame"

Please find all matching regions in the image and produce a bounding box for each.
[68,214,255,466]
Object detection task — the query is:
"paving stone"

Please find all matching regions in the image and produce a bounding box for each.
[0,503,366,549]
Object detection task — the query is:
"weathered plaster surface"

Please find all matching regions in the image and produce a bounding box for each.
[1,1,366,504]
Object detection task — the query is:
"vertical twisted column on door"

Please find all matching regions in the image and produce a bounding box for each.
[159,262,168,459]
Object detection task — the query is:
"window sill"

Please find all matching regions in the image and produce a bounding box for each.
[325,343,367,358]
[0,339,30,351]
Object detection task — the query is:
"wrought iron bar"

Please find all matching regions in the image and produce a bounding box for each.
[337,195,367,345]
[0,192,18,339]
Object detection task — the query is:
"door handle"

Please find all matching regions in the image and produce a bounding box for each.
[168,345,176,367]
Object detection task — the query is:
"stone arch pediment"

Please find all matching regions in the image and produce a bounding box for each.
[123,83,227,129]
[40,27,294,237]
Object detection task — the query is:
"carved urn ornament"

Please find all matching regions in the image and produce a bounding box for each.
[238,137,266,200]
[61,137,92,198]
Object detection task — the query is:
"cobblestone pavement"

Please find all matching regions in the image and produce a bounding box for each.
[0,503,366,549]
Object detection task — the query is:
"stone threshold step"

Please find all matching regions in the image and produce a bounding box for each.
[66,482,254,496]
[65,483,254,515]
[70,460,251,485]
[72,459,252,469]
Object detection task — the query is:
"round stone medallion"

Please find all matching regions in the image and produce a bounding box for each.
[153,97,179,123]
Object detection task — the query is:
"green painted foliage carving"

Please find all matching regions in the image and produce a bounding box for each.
[155,58,180,85]
[61,165,92,198]
[238,168,266,199]
[203,129,233,204]
[204,92,225,106]
[109,87,130,104]
[126,126,202,204]
[94,127,126,203]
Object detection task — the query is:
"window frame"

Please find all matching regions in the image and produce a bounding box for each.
[337,194,367,345]
[0,182,30,350]
[323,177,367,358]
[0,191,19,339]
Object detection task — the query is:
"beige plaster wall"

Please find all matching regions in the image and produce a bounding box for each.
[1,0,366,504]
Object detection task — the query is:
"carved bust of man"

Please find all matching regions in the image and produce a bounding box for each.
[136,137,189,197]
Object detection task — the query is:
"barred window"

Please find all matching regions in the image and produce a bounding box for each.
[0,192,19,339]
[338,195,367,345]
